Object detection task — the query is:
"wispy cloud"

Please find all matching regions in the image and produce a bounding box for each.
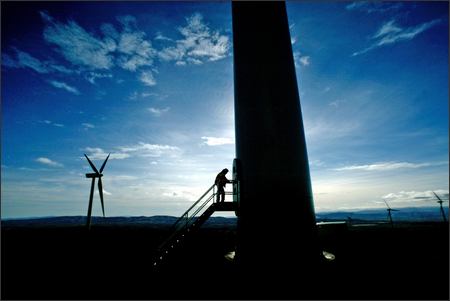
[128,91,165,100]
[352,18,441,56]
[42,14,114,70]
[82,123,95,130]
[48,80,80,95]
[140,70,156,86]
[309,159,326,167]
[333,161,447,171]
[329,99,345,108]
[115,31,156,71]
[201,136,234,146]
[148,107,170,117]
[346,1,403,14]
[36,157,63,167]
[372,20,401,39]
[84,147,129,160]
[293,51,310,67]
[41,12,156,73]
[299,56,310,66]
[158,13,230,65]
[382,190,449,203]
[118,142,181,158]
[85,72,112,84]
[2,48,73,74]
[155,32,173,42]
[41,120,64,127]
[305,117,360,141]
[10,49,49,73]
[6,11,231,90]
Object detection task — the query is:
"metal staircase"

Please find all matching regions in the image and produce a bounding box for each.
[152,183,237,268]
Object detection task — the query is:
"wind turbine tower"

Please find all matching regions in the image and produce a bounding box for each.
[84,153,110,229]
[384,200,399,228]
[232,1,319,293]
[432,191,448,222]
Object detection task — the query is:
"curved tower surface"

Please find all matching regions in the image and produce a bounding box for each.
[232,1,319,291]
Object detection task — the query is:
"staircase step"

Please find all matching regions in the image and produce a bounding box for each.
[153,191,237,268]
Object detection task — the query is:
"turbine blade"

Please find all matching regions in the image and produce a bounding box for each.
[99,153,110,173]
[84,154,99,174]
[433,191,443,202]
[384,200,391,209]
[98,178,105,217]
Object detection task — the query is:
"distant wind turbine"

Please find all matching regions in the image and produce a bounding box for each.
[432,191,448,222]
[384,200,399,228]
[84,153,110,229]
[347,215,353,226]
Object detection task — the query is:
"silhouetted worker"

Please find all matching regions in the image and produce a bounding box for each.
[215,168,231,203]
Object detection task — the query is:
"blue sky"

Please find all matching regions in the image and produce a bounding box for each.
[1,1,448,218]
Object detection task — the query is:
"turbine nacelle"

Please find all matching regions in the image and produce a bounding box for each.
[86,173,103,178]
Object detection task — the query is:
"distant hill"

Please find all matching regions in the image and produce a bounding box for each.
[1,206,447,228]
[316,206,448,222]
[0,215,237,228]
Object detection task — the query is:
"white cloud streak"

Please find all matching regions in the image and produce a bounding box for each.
[329,100,341,108]
[333,161,447,171]
[118,142,181,158]
[48,80,80,95]
[84,147,130,160]
[155,32,173,42]
[352,19,441,56]
[147,107,170,117]
[201,136,234,146]
[85,72,112,84]
[36,157,63,167]
[382,190,449,203]
[2,48,74,74]
[41,120,64,127]
[82,123,95,129]
[13,49,49,73]
[346,1,403,13]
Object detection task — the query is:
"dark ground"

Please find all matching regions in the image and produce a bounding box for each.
[1,221,448,300]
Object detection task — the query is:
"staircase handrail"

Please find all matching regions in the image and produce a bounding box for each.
[157,183,216,250]
[169,183,215,231]
[153,181,239,268]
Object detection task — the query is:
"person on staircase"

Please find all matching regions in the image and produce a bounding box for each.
[215,168,232,203]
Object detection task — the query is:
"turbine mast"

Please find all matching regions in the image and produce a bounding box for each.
[433,192,447,222]
[84,154,110,229]
[232,1,319,292]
